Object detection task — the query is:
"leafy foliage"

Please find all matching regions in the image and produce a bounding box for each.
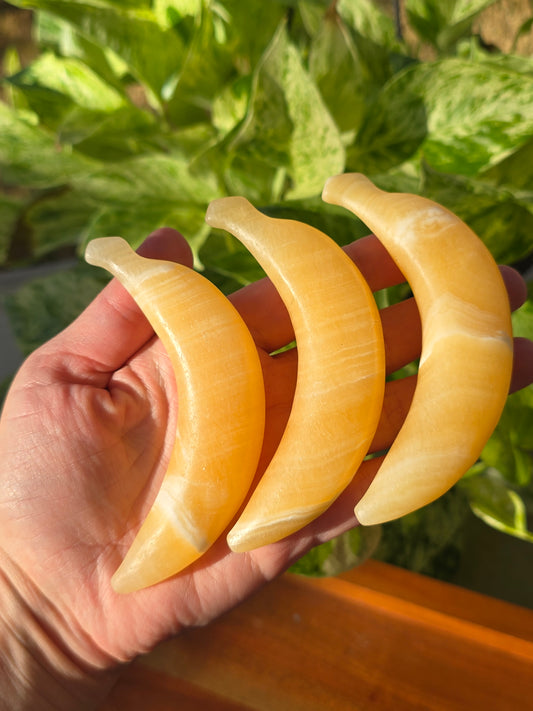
[290,525,382,577]
[1,0,532,577]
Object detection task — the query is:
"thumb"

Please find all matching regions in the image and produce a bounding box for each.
[44,228,194,383]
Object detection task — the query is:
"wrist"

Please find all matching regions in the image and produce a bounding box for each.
[0,554,121,711]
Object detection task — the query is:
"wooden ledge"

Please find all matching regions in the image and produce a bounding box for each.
[102,560,533,710]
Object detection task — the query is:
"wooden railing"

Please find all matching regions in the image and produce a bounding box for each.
[102,560,533,710]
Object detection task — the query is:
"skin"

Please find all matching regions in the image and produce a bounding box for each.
[0,227,532,710]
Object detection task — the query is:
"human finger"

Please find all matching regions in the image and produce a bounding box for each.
[370,264,532,378]
[381,267,532,382]
[380,298,421,375]
[373,322,533,454]
[229,277,289,354]
[343,234,405,290]
[367,332,533,455]
[274,456,383,554]
[370,264,530,376]
[296,334,533,548]
[230,235,406,353]
[499,265,528,312]
[368,375,416,454]
[510,337,533,393]
[47,228,193,383]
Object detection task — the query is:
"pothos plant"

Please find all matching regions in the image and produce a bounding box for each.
[1,0,532,580]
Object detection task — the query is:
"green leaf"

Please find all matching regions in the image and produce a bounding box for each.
[481,136,533,192]
[72,152,221,207]
[512,16,533,53]
[352,57,533,178]
[374,487,469,579]
[479,386,533,488]
[370,164,423,194]
[308,12,370,134]
[212,75,251,135]
[337,0,398,48]
[76,0,152,9]
[35,11,129,91]
[475,50,533,78]
[297,0,330,37]
[25,190,96,257]
[289,539,334,577]
[310,5,408,141]
[347,77,427,174]
[11,0,189,102]
[0,135,224,260]
[6,70,73,131]
[230,22,345,200]
[460,468,533,543]
[163,5,235,125]
[290,526,382,577]
[512,284,533,341]
[153,0,201,28]
[419,58,533,175]
[405,0,498,52]
[0,102,95,188]
[6,51,136,142]
[8,51,126,113]
[3,263,109,355]
[199,229,266,293]
[420,167,533,264]
[222,154,285,204]
[218,0,287,69]
[259,197,370,246]
[83,202,211,266]
[82,205,172,248]
[59,105,165,161]
[0,193,26,265]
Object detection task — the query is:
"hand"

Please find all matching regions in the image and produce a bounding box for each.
[0,228,531,710]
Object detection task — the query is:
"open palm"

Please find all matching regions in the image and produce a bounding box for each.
[0,227,531,687]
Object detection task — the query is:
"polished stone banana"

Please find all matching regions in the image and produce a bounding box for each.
[323,173,513,526]
[206,197,386,551]
[85,237,265,592]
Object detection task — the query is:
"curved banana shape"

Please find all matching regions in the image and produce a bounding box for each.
[205,197,385,552]
[322,173,513,526]
[85,237,265,592]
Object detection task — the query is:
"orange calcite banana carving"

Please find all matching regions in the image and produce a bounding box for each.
[85,237,265,592]
[205,197,385,552]
[322,173,513,526]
